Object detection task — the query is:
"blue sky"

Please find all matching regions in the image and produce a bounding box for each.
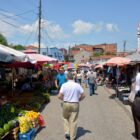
[0,0,140,51]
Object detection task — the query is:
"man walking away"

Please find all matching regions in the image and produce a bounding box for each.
[58,73,85,140]
[87,71,96,96]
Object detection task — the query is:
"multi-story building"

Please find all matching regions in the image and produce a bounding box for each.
[48,47,64,61]
[25,46,64,61]
[59,48,67,55]
[71,43,117,55]
[40,47,64,61]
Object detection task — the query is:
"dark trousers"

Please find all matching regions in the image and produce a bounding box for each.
[132,97,140,139]
[88,83,95,95]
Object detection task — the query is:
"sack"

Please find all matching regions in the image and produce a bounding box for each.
[128,91,136,103]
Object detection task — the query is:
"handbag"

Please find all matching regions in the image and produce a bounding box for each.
[128,91,136,103]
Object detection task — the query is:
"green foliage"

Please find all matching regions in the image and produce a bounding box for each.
[93,52,103,57]
[0,34,8,46]
[42,93,50,102]
[0,128,4,137]
[13,44,25,50]
[3,124,10,133]
[64,55,69,62]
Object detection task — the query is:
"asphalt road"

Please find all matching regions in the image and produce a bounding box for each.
[35,86,136,140]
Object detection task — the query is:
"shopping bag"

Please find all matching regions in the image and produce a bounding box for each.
[128,91,136,103]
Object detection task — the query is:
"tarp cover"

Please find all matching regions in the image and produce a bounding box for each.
[0,44,29,62]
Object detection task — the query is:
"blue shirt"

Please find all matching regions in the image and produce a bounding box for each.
[56,73,67,87]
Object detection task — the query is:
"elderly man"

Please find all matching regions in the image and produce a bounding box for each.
[58,72,85,140]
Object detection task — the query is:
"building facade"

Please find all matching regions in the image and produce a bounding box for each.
[71,43,117,55]
[40,47,64,61]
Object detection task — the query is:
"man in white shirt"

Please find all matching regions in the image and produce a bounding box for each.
[58,72,85,140]
[131,69,140,139]
[135,70,140,95]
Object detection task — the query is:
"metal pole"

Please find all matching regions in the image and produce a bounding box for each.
[38,0,42,54]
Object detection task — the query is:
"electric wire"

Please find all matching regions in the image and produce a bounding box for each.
[0,9,37,22]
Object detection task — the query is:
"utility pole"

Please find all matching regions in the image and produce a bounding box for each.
[123,40,126,53]
[38,0,41,54]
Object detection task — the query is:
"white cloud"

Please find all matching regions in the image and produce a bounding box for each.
[72,20,119,35]
[72,20,94,35]
[106,23,119,32]
[21,19,69,40]
[20,21,38,33]
[0,12,19,37]
[93,22,104,32]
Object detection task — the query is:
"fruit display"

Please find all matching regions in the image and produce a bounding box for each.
[0,128,4,137]
[18,110,40,134]
[18,116,30,134]
[3,123,10,133]
[0,103,19,139]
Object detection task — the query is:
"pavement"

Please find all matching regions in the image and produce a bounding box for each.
[34,85,136,140]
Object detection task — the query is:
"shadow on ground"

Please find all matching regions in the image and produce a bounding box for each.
[76,127,91,139]
[131,132,137,139]
[36,126,46,134]
[109,94,116,99]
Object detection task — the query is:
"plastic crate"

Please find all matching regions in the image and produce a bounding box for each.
[18,129,35,140]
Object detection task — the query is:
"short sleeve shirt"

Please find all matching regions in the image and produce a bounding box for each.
[56,73,67,87]
[60,80,84,102]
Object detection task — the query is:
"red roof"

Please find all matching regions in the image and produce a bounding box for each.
[23,49,37,54]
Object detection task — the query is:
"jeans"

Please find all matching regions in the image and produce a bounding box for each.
[88,83,95,95]
[77,79,81,84]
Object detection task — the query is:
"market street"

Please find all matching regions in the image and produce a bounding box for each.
[35,86,136,140]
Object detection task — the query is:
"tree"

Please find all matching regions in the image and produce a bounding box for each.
[13,44,25,50]
[0,34,8,46]
[93,52,102,57]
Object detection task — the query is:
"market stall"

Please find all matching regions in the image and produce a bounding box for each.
[104,57,131,101]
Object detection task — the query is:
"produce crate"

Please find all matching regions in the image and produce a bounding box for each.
[18,129,35,140]
[18,125,40,140]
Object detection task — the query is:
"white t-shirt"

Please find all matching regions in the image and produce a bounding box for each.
[77,73,82,79]
[60,80,84,102]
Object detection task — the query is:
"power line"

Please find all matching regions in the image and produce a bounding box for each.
[25,0,38,8]
[42,29,58,48]
[23,21,38,46]
[0,9,37,22]
[0,19,20,28]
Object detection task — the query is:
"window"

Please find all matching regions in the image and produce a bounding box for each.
[43,52,46,55]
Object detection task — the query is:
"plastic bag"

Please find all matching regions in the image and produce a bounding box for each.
[38,114,45,127]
